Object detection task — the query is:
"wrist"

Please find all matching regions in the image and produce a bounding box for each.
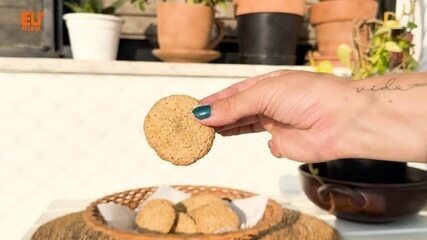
[332,79,377,160]
[337,77,427,162]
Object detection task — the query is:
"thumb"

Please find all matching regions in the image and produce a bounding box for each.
[192,86,264,127]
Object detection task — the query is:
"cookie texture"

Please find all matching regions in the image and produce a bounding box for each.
[189,202,240,234]
[173,213,197,234]
[136,199,176,233]
[180,194,226,213]
[144,95,215,166]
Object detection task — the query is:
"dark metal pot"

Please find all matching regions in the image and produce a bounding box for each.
[299,162,427,223]
[237,13,303,65]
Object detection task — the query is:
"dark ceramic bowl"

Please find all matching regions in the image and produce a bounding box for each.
[299,162,427,223]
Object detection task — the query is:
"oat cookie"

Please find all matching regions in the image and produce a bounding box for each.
[180,194,226,212]
[189,202,240,234]
[136,199,176,233]
[173,213,197,234]
[144,95,215,166]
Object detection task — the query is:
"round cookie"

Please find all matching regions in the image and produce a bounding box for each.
[136,199,176,234]
[144,95,215,166]
[189,202,240,234]
[180,194,226,212]
[173,213,197,234]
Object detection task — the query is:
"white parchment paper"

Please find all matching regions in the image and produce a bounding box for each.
[97,185,268,232]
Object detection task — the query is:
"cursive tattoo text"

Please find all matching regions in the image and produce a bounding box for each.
[356,78,427,93]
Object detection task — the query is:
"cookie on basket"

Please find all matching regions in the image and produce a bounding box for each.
[173,213,197,234]
[136,199,176,233]
[178,194,226,212]
[144,95,215,166]
[189,202,240,234]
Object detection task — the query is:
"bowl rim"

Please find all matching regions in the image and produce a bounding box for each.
[299,163,427,188]
[84,185,284,239]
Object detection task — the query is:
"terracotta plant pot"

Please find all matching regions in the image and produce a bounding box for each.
[156,2,224,50]
[310,0,378,57]
[235,0,306,16]
[235,0,306,65]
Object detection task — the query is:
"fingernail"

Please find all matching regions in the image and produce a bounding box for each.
[192,105,211,120]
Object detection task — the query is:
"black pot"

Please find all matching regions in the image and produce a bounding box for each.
[237,13,303,65]
[326,158,407,184]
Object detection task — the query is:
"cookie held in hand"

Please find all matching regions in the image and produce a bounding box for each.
[144,95,215,166]
[136,199,176,234]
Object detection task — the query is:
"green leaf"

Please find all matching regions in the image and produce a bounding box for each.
[373,36,382,47]
[370,66,379,74]
[102,7,115,14]
[398,39,409,49]
[407,57,418,70]
[337,44,352,68]
[377,55,388,74]
[82,3,96,13]
[384,20,401,29]
[315,61,334,73]
[375,26,390,35]
[64,2,84,13]
[131,0,147,11]
[102,0,128,14]
[384,41,402,52]
[108,0,128,9]
[217,1,227,10]
[369,53,380,64]
[407,21,418,31]
[83,0,103,13]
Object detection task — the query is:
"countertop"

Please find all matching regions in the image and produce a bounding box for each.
[0,57,351,77]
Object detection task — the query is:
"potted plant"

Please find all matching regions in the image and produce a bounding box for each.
[350,13,418,79]
[146,0,226,63]
[309,0,378,64]
[234,0,306,65]
[63,0,142,60]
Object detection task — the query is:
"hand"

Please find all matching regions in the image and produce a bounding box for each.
[192,70,366,163]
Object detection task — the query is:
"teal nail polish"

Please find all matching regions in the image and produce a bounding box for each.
[192,105,211,120]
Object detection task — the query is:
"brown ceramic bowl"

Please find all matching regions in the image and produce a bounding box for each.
[299,163,427,223]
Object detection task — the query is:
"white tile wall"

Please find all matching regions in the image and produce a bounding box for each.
[0,72,301,239]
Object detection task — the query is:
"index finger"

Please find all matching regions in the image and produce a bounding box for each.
[200,70,291,104]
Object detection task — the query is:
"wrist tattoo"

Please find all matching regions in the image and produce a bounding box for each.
[356,78,427,93]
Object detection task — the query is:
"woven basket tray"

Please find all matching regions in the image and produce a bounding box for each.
[84,185,285,240]
[79,185,341,240]
[33,209,340,240]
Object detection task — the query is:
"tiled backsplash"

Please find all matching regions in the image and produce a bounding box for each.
[0,70,300,239]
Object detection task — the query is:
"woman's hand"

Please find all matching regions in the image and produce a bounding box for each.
[192,70,365,162]
[192,70,427,163]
